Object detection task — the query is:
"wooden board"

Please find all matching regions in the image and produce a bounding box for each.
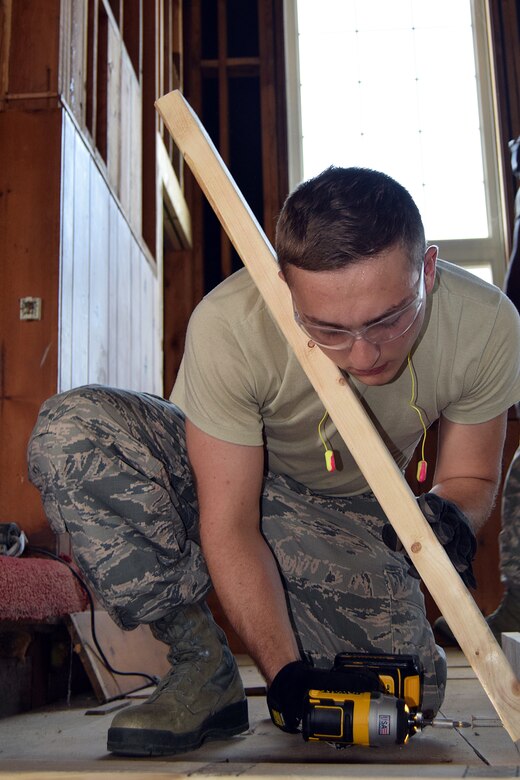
[0,771,488,780]
[68,610,170,702]
[1,651,519,776]
[154,89,520,743]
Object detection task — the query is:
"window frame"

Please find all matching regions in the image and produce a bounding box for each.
[283,0,509,286]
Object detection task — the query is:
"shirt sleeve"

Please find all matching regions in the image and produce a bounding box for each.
[170,299,265,445]
[442,293,520,423]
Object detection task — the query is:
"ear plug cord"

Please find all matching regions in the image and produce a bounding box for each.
[407,352,428,482]
[318,409,336,472]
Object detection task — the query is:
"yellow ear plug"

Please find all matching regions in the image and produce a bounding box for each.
[319,410,336,473]
[325,449,336,473]
[416,459,428,483]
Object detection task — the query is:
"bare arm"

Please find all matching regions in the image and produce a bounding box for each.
[429,412,507,531]
[186,419,300,683]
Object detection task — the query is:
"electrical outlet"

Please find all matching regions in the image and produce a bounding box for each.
[19,297,42,320]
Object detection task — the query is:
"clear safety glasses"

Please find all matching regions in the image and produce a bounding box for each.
[293,266,425,351]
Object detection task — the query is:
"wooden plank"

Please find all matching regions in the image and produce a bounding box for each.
[70,128,91,388]
[129,61,142,234]
[106,18,121,192]
[172,0,184,93]
[85,0,99,140]
[122,0,142,78]
[68,610,170,702]
[140,254,156,393]
[116,208,132,389]
[155,90,520,744]
[130,237,142,389]
[59,110,76,392]
[95,1,109,162]
[0,648,512,773]
[88,157,109,384]
[7,0,60,96]
[158,133,192,249]
[0,0,12,98]
[217,0,232,279]
[66,0,88,124]
[58,0,71,104]
[141,0,157,255]
[163,248,190,396]
[118,47,132,215]
[0,771,481,780]
[258,0,285,244]
[107,197,119,386]
[439,676,520,766]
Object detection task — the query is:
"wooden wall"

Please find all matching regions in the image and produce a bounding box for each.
[60,1,143,239]
[0,0,168,543]
[0,109,62,544]
[59,110,160,393]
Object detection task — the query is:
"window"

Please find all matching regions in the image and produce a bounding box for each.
[284,0,507,284]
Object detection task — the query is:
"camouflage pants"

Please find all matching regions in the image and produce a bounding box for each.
[27,385,446,713]
[500,445,520,586]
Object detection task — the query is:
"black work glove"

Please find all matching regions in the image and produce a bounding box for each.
[382,492,477,589]
[266,660,383,733]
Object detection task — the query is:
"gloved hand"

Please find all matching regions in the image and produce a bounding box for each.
[382,492,477,589]
[266,660,383,733]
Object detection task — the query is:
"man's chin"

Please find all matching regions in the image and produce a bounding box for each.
[344,362,398,385]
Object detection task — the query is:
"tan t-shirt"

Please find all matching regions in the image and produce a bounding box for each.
[171,260,520,496]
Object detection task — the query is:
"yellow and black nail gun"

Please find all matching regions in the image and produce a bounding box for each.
[302,652,468,747]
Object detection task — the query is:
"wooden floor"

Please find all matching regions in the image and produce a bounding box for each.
[1,650,519,779]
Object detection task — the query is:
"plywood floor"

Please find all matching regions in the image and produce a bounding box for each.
[0,650,519,779]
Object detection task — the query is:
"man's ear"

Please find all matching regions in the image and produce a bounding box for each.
[424,245,438,294]
[278,269,287,283]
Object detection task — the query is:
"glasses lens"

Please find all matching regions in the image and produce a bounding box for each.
[364,299,421,344]
[298,322,353,349]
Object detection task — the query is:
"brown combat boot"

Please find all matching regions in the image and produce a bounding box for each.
[107,602,248,756]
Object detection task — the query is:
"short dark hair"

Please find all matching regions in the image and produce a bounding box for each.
[276,166,426,274]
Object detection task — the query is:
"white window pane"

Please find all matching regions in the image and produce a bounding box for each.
[356,29,416,84]
[355,0,413,30]
[297,0,490,243]
[412,0,472,29]
[297,0,357,35]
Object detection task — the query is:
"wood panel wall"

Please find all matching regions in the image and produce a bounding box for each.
[59,111,160,393]
[0,1,167,543]
[0,109,62,544]
[60,0,143,238]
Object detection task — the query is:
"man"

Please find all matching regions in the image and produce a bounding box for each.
[28,167,520,756]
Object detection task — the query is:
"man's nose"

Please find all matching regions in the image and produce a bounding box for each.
[348,336,380,369]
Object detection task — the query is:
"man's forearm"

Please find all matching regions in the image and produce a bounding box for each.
[429,476,499,531]
[201,523,301,684]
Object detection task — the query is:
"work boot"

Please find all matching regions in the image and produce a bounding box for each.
[107,602,249,756]
[434,585,520,645]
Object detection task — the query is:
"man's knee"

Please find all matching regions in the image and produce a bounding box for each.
[27,385,134,533]
[31,384,129,438]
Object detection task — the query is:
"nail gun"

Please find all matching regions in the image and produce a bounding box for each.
[302,652,469,747]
